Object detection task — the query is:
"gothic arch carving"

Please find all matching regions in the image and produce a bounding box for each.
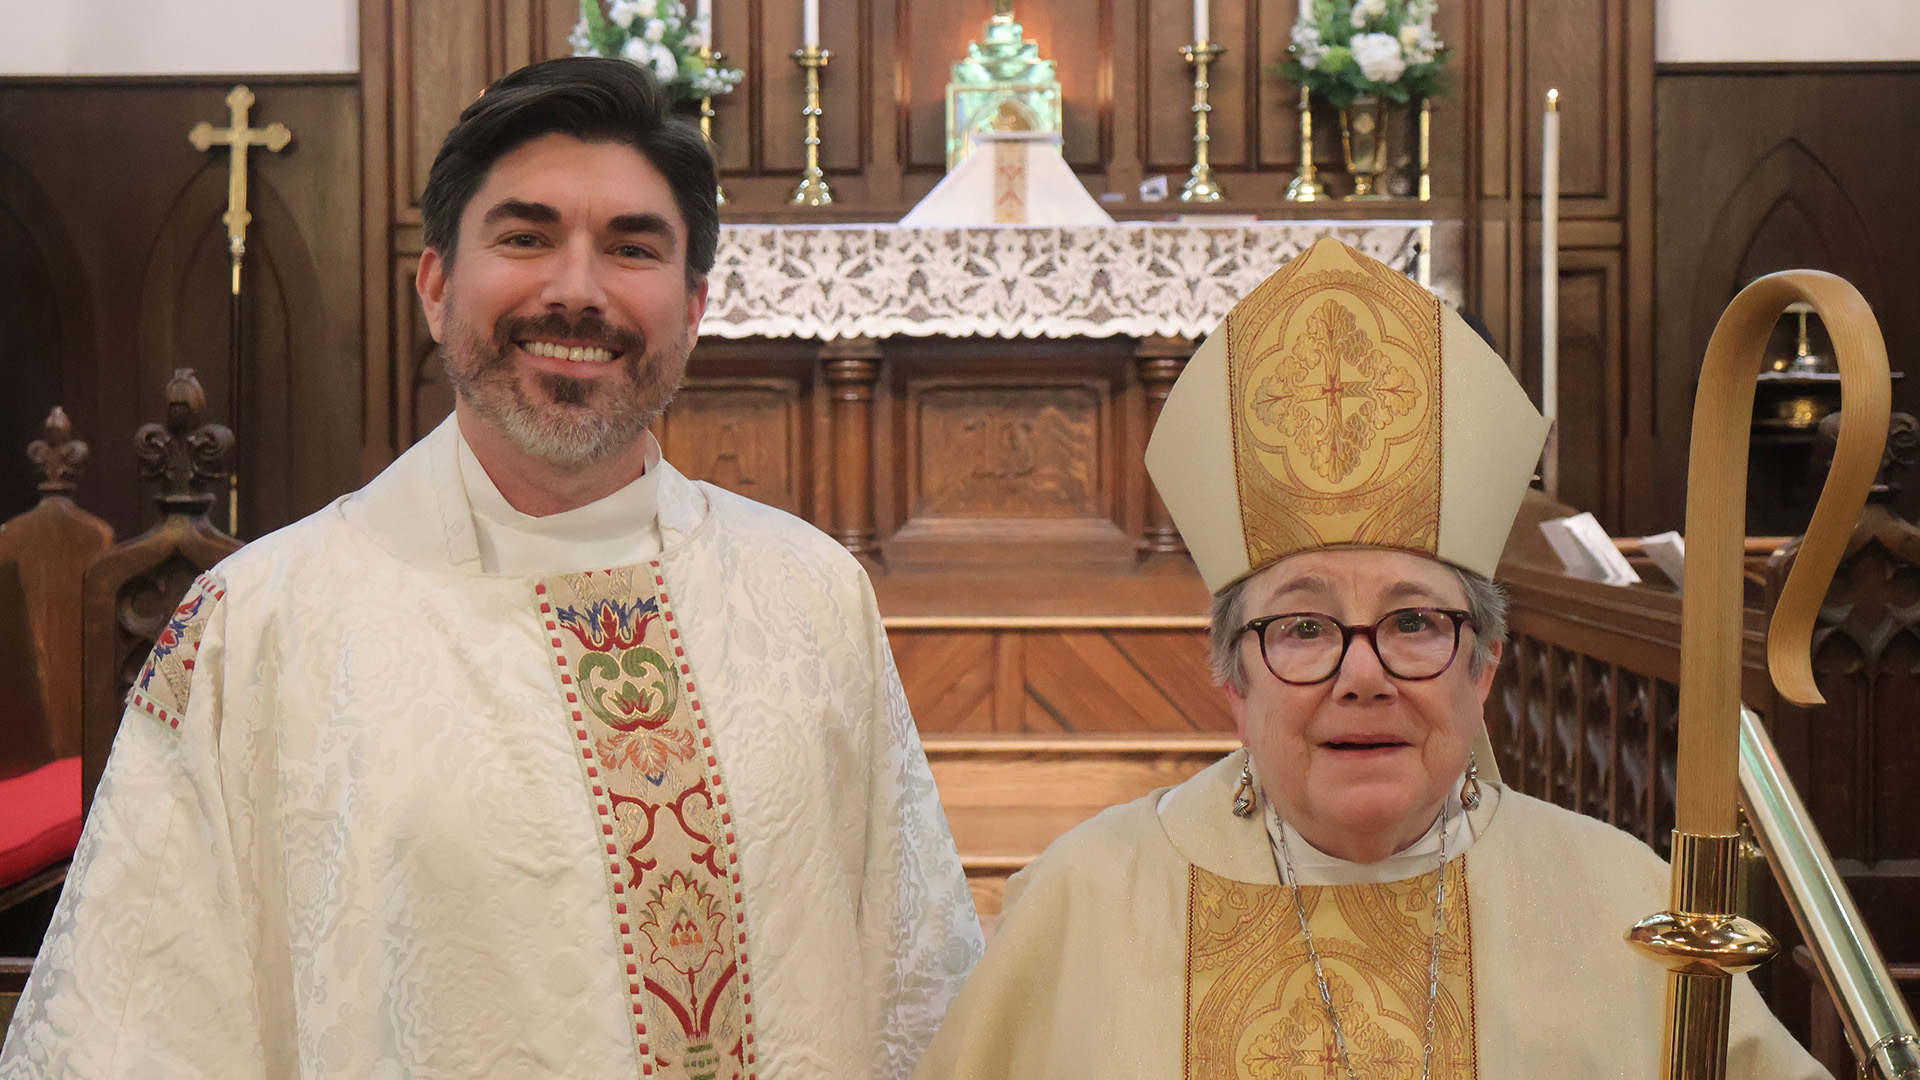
[135,161,326,532]
[1689,138,1880,365]
[0,150,97,516]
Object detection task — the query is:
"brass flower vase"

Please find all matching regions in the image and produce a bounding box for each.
[1339,94,1392,200]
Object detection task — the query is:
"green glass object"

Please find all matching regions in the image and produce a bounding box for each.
[946,0,1063,169]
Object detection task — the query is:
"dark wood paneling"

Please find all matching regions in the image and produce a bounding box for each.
[1651,69,1920,533]
[1520,249,1623,521]
[396,1,495,219]
[0,77,363,542]
[1524,0,1615,203]
[0,161,84,522]
[654,374,812,517]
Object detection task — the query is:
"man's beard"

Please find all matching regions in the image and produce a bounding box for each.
[441,305,683,466]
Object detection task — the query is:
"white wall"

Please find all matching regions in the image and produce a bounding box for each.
[0,0,357,75]
[1659,0,1920,62]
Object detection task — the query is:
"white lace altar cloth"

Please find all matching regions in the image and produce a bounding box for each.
[702,221,1427,341]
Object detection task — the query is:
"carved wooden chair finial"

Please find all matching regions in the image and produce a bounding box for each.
[26,406,88,496]
[133,368,234,517]
[1819,410,1918,504]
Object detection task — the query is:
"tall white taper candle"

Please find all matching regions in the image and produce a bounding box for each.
[1542,88,1561,495]
[1194,0,1209,43]
[697,0,712,46]
[803,0,820,48]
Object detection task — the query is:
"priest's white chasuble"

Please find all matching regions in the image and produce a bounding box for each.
[1,416,983,1079]
[913,752,1829,1080]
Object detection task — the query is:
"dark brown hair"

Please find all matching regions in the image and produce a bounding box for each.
[420,56,718,285]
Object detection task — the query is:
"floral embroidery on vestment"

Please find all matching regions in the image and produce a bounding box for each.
[1184,860,1476,1079]
[1226,253,1444,568]
[537,565,756,1080]
[127,573,224,732]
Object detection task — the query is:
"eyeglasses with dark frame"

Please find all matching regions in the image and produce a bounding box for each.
[1237,608,1478,686]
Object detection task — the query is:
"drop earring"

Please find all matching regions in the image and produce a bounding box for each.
[1460,751,1483,812]
[1232,756,1257,818]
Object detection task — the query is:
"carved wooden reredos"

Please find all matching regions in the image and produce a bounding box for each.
[366,0,1659,542]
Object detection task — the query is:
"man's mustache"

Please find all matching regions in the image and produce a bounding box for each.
[492,312,646,359]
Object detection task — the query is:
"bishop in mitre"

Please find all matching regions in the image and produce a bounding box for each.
[913,238,1826,1078]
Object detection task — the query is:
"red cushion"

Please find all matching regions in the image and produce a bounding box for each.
[0,756,82,891]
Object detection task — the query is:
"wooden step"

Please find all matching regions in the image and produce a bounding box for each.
[924,734,1238,920]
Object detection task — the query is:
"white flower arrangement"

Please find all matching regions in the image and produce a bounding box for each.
[1277,0,1450,108]
[570,0,745,102]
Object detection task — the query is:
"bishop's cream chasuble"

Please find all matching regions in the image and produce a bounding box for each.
[912,752,1829,1080]
[2,416,983,1080]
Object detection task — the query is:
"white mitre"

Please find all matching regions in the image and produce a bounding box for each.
[1145,236,1549,590]
[1145,237,1551,786]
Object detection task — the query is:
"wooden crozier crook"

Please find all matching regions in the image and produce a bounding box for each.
[1629,270,1889,1080]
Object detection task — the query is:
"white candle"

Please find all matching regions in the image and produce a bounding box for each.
[1194,0,1209,44]
[803,0,820,48]
[1299,0,1311,18]
[697,0,712,47]
[1542,88,1560,425]
[1542,88,1561,495]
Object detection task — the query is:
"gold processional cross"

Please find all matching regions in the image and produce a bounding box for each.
[188,85,292,536]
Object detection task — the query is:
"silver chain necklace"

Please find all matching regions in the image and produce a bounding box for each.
[1270,808,1452,1080]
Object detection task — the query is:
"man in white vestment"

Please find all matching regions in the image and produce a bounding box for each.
[2,57,981,1079]
[913,238,1827,1079]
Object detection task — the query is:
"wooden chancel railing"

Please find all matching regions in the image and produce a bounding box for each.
[1488,557,1773,857]
[1491,420,1920,1076]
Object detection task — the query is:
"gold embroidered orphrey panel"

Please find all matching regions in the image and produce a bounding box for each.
[1225,248,1445,571]
[537,566,758,1080]
[1185,861,1475,1079]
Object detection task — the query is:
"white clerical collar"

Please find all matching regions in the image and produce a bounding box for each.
[455,426,666,576]
[1260,779,1498,887]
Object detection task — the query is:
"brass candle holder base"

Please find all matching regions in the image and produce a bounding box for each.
[1178,42,1225,203]
[790,46,833,207]
[1284,85,1324,202]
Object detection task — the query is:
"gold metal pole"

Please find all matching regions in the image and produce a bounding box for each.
[1284,86,1323,202]
[1628,269,1890,1079]
[1178,41,1225,203]
[1739,707,1920,1080]
[789,46,833,206]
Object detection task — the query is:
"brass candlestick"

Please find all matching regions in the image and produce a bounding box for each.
[700,46,728,206]
[1178,42,1225,203]
[1284,85,1324,201]
[789,45,833,206]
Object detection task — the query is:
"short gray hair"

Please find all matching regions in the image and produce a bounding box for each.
[1207,561,1508,693]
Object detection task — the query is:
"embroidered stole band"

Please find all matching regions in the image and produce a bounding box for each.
[537,565,758,1080]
